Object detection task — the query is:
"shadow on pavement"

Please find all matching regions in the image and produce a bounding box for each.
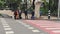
[0,14,12,18]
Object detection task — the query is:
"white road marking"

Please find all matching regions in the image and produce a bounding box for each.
[0,18,7,23]
[28,27,34,29]
[3,26,10,28]
[4,28,12,30]
[40,26,54,27]
[16,20,28,26]
[21,23,26,25]
[0,18,14,34]
[45,28,60,30]
[2,24,9,26]
[16,20,27,25]
[52,30,60,33]
[24,24,30,27]
[0,18,9,26]
[17,20,41,33]
[6,31,14,34]
[16,20,22,23]
[32,30,40,32]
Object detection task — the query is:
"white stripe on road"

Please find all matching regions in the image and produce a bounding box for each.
[24,25,30,27]
[0,18,7,23]
[6,31,14,34]
[32,30,40,32]
[52,30,60,33]
[28,27,34,29]
[16,20,22,23]
[40,26,54,27]
[36,24,51,26]
[45,28,60,30]
[4,28,12,30]
[2,24,9,26]
[16,20,27,25]
[17,20,31,28]
[3,26,10,28]
[0,18,14,34]
[17,20,40,33]
[21,23,27,25]
[0,18,9,26]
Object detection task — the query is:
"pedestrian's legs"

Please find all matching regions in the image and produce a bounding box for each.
[14,15,16,19]
[26,16,27,19]
[25,15,26,19]
[25,15,27,19]
[19,14,22,19]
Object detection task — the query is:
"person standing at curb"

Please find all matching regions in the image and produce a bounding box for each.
[31,10,35,20]
[24,10,28,19]
[14,10,19,19]
[14,10,17,19]
[19,10,22,19]
[40,10,42,17]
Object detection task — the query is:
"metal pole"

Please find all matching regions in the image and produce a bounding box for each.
[58,0,60,19]
[48,10,50,19]
[48,0,50,19]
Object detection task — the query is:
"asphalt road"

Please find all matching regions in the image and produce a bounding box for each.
[0,17,48,34]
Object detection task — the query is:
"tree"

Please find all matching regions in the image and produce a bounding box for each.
[41,0,58,16]
[6,0,22,10]
[50,0,58,16]
[33,0,35,9]
[41,0,49,15]
[0,0,6,8]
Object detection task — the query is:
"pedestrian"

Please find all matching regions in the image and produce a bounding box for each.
[40,10,42,17]
[16,10,19,19]
[14,11,17,19]
[31,10,35,20]
[19,10,22,19]
[14,10,19,19]
[24,10,28,19]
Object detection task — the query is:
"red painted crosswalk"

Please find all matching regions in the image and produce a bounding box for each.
[24,20,60,34]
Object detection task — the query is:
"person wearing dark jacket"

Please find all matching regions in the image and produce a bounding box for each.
[24,10,28,19]
[19,10,22,19]
[31,10,35,19]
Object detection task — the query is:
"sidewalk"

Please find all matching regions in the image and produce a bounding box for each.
[21,13,58,20]
[0,10,14,17]
[0,10,59,20]
[23,20,60,34]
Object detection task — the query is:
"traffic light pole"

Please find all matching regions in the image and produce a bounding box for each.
[48,0,50,19]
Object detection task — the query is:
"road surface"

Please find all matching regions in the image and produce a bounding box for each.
[0,17,48,34]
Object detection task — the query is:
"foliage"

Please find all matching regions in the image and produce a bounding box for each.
[0,0,5,9]
[41,0,58,16]
[40,0,49,15]
[49,0,58,16]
